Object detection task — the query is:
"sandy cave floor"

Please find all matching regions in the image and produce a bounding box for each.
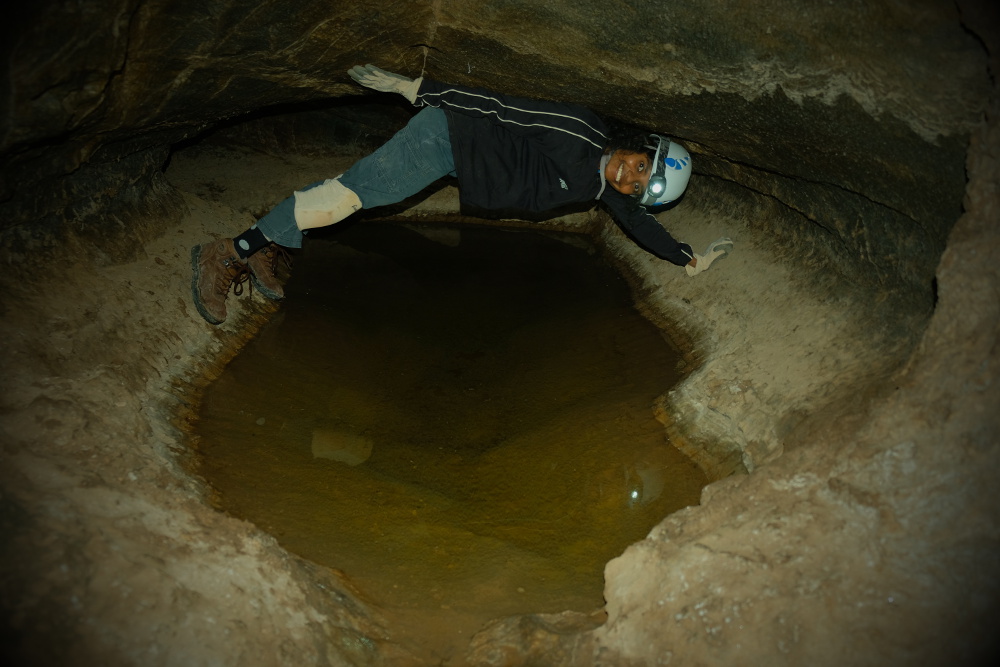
[1,139,998,665]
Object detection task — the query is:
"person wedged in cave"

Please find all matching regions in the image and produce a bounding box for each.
[190,64,734,325]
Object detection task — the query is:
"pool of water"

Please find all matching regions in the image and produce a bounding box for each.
[192,221,706,636]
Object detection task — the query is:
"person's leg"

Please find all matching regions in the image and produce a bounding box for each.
[190,181,330,321]
[191,107,455,324]
[337,107,455,208]
[292,178,363,232]
[252,106,454,245]
[227,178,361,302]
[252,180,326,251]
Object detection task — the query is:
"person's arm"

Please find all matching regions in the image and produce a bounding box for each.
[601,192,694,266]
[348,64,423,102]
[685,237,734,275]
[347,65,602,137]
[414,78,607,149]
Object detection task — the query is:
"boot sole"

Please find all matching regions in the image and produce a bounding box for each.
[190,246,224,325]
[250,273,284,301]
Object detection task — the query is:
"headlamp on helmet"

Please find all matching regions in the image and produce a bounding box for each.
[638,135,692,208]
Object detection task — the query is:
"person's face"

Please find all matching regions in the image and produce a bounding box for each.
[604,149,653,197]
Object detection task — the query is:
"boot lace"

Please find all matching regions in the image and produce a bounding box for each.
[217,257,251,297]
[259,243,292,275]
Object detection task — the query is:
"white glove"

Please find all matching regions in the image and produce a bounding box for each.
[348,64,422,104]
[685,237,734,276]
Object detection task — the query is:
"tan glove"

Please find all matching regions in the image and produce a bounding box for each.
[685,237,734,276]
[348,64,422,104]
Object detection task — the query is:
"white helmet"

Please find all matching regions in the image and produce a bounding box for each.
[638,135,692,207]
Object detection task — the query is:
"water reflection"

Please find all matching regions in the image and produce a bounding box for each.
[311,425,373,465]
[193,222,706,621]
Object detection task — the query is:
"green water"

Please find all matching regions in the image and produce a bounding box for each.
[194,221,706,620]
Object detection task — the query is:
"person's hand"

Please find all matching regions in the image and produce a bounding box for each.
[348,64,422,103]
[685,237,734,276]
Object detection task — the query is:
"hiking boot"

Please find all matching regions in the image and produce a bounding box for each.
[247,243,290,301]
[190,238,250,325]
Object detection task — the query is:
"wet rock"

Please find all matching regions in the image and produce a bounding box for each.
[465,610,602,666]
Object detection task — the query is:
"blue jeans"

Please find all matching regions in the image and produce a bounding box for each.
[256,107,456,248]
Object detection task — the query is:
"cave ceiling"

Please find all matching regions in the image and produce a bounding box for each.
[0,0,992,309]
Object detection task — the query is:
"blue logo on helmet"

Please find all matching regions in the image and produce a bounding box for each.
[664,156,690,170]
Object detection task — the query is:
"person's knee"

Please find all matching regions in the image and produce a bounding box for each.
[293,179,362,231]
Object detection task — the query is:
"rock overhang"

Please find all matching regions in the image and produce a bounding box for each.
[1,1,990,292]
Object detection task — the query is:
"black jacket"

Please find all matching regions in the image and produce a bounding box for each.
[416,78,694,266]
